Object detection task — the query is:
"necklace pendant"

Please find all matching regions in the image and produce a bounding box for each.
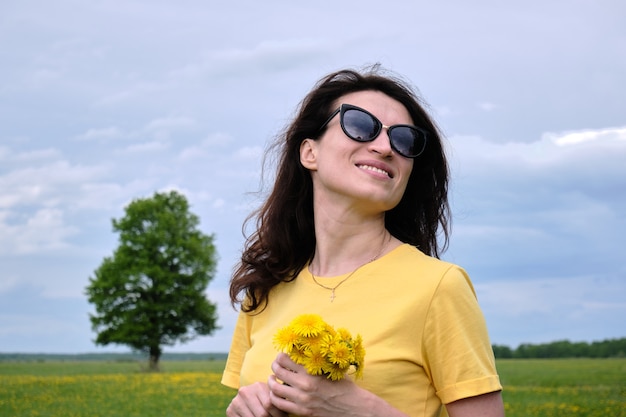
[330,290,336,302]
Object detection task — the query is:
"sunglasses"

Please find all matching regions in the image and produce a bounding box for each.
[318,103,428,158]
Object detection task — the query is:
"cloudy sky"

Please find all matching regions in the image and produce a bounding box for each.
[1,0,624,354]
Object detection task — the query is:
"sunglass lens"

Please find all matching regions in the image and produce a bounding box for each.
[342,108,379,141]
[391,127,426,158]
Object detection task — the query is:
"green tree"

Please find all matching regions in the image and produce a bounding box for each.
[85,190,219,370]
[492,344,513,359]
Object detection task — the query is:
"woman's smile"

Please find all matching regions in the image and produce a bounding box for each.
[355,162,393,178]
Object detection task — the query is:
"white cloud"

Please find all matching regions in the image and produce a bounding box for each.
[122,141,170,153]
[213,38,326,64]
[202,132,233,147]
[450,125,626,179]
[178,133,233,160]
[0,186,44,209]
[144,116,196,131]
[233,146,263,160]
[169,37,329,80]
[75,126,126,141]
[0,160,108,208]
[212,198,225,209]
[14,148,62,161]
[545,126,626,146]
[0,208,79,254]
[75,116,196,146]
[76,180,154,211]
[476,101,497,111]
[0,276,19,295]
[178,146,208,160]
[0,147,10,159]
[93,82,167,107]
[433,105,452,117]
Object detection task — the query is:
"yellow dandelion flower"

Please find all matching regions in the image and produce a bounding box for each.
[352,335,366,379]
[336,327,352,341]
[274,314,366,381]
[323,323,337,336]
[325,362,347,381]
[353,334,365,363]
[273,326,299,351]
[327,341,352,368]
[290,313,326,337]
[318,332,336,354]
[298,332,325,349]
[289,346,309,366]
[303,347,327,376]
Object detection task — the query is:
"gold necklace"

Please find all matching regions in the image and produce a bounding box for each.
[310,233,389,302]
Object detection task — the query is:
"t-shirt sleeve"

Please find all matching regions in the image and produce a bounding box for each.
[422,265,502,404]
[221,309,251,389]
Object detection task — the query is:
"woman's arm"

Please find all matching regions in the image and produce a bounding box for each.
[446,391,504,417]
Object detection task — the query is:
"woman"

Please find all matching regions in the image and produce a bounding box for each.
[222,67,504,417]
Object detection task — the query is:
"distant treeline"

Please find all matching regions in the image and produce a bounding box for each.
[3,338,626,362]
[492,337,626,359]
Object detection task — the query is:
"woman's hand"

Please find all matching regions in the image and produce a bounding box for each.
[268,353,356,416]
[268,353,409,417]
[226,381,288,417]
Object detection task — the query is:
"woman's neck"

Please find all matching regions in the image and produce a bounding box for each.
[310,216,392,277]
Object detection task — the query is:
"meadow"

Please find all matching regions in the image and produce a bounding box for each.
[0,358,624,416]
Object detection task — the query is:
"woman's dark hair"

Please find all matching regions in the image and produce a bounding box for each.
[230,66,450,312]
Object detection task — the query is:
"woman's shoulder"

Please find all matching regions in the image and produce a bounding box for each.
[380,243,468,285]
[388,243,460,270]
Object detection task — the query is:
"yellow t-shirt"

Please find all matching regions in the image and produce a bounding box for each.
[222,244,502,417]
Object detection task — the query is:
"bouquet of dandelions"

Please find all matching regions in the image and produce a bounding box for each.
[273,313,365,381]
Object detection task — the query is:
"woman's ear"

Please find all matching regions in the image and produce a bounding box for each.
[300,139,318,170]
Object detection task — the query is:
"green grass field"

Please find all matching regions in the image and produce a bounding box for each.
[497,359,626,416]
[1,358,624,416]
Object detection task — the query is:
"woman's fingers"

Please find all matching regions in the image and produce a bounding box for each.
[271,353,306,386]
[226,381,288,417]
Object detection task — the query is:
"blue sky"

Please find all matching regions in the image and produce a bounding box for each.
[1,0,625,354]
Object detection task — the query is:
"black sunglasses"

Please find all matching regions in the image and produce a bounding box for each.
[318,103,428,158]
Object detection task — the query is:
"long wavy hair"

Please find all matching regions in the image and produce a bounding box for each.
[230,66,451,312]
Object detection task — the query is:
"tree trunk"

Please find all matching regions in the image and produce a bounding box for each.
[148,345,162,371]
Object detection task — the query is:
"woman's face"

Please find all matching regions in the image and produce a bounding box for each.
[300,90,415,214]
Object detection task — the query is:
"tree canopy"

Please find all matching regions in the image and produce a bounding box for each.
[85,190,219,370]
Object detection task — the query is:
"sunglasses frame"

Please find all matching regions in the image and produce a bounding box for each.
[318,103,428,158]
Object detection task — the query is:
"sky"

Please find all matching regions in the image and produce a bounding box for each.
[1,0,625,354]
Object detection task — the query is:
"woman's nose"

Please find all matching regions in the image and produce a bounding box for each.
[368,127,394,157]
